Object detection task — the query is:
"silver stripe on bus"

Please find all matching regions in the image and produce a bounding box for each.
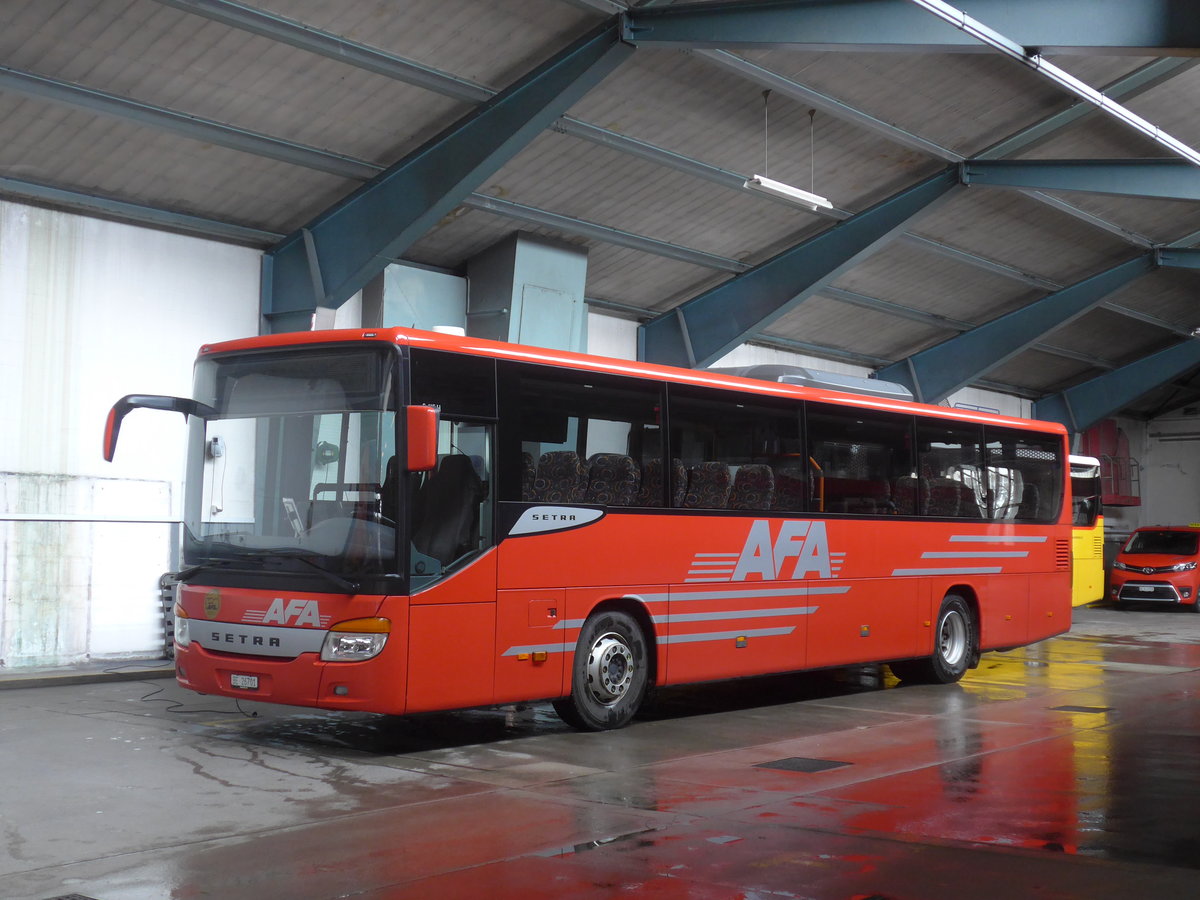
[506,623,800,656]
[949,535,1048,543]
[891,566,1003,576]
[502,644,569,657]
[652,607,818,624]
[636,585,852,603]
[922,551,1029,558]
[660,626,795,644]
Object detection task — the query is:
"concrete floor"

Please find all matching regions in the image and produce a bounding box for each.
[2,604,1200,900]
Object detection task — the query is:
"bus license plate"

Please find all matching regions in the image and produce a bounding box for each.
[230,673,259,690]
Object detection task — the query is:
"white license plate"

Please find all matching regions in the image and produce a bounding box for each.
[230,673,259,690]
[1138,586,1155,592]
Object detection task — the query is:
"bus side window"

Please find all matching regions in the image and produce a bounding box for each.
[505,364,662,507]
[805,404,912,515]
[915,421,985,519]
[667,386,801,511]
[984,426,1063,522]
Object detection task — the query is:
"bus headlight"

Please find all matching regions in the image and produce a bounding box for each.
[320,618,390,662]
[174,604,191,648]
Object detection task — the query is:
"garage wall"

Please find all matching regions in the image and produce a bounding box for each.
[0,201,260,668]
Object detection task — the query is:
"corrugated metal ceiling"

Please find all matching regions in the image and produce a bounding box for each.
[3,0,1200,418]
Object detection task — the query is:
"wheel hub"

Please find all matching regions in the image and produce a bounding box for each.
[586,632,635,704]
[939,611,968,666]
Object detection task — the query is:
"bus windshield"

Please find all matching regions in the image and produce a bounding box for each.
[183,346,397,583]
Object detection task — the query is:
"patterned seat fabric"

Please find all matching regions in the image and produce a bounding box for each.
[772,467,808,511]
[891,476,919,515]
[683,461,732,509]
[730,464,775,510]
[531,451,588,503]
[955,483,983,517]
[585,453,640,506]
[1016,484,1041,519]
[521,451,536,501]
[637,458,686,507]
[924,477,961,516]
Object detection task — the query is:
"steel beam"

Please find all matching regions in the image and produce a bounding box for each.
[1035,338,1200,432]
[623,1,1200,55]
[638,167,961,368]
[0,175,283,245]
[963,159,1200,201]
[261,19,632,327]
[1159,248,1200,269]
[877,253,1156,403]
[157,0,1172,301]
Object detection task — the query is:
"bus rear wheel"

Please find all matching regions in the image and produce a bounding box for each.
[890,594,975,684]
[553,609,649,731]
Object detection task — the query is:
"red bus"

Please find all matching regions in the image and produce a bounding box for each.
[104,327,1072,730]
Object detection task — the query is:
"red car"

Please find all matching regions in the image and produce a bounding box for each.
[1111,526,1200,612]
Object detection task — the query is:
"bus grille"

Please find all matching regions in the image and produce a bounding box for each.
[1056,539,1071,569]
[1093,534,1103,555]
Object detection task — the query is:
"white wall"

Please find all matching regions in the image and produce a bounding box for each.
[0,201,260,667]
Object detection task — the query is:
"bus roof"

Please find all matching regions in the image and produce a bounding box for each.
[199,326,1067,435]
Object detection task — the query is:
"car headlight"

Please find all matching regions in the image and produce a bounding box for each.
[320,618,390,661]
[1170,561,1197,572]
[174,604,191,648]
[1113,561,1132,571]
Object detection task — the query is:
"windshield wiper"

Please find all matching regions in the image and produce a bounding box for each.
[264,550,361,594]
[174,559,241,582]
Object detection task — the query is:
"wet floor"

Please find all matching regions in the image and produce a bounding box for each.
[2,604,1200,900]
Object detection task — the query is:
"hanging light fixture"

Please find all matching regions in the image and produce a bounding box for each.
[745,93,832,210]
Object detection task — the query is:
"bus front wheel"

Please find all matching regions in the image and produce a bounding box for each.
[553,610,649,731]
[890,594,975,684]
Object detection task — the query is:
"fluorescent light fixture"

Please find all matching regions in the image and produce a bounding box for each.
[744,174,833,210]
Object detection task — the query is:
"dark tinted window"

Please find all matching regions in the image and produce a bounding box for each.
[914,420,985,518]
[984,427,1063,523]
[668,386,802,510]
[500,364,662,506]
[806,404,913,515]
[409,349,496,418]
[1125,531,1200,556]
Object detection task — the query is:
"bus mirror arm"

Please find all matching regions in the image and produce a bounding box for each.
[103,394,211,462]
[406,405,440,472]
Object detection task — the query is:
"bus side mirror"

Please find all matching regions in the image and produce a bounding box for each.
[103,394,205,462]
[406,405,439,472]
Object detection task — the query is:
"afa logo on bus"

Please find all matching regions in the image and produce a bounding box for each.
[711,520,846,582]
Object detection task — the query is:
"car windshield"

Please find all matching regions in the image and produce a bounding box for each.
[1124,531,1200,556]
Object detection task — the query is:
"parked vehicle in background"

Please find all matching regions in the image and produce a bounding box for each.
[1110,525,1200,612]
[1069,455,1104,606]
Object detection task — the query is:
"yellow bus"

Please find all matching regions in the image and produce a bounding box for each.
[1069,455,1104,606]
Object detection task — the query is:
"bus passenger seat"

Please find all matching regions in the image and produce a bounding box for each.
[730,464,775,510]
[1016,483,1041,519]
[955,483,983,517]
[532,451,588,503]
[924,477,961,516]
[892,476,919,515]
[684,461,731,509]
[772,467,807,511]
[521,452,536,501]
[412,454,484,564]
[636,458,686,507]
[585,453,640,506]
